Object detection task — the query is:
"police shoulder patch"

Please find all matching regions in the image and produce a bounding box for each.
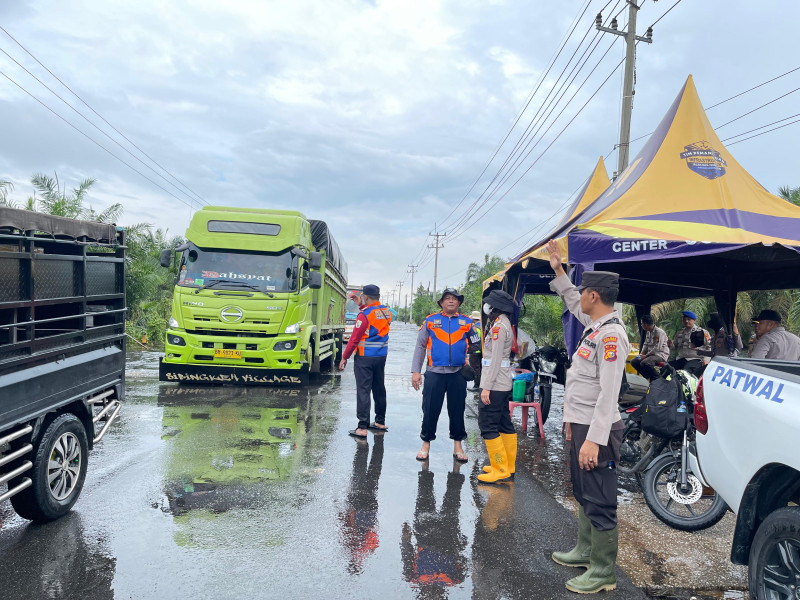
[492,326,500,340]
[602,335,618,343]
[603,343,617,361]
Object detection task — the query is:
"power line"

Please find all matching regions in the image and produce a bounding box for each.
[706,65,800,110]
[447,41,625,244]
[0,69,200,212]
[0,44,205,209]
[432,0,601,233]
[726,117,800,146]
[0,25,207,207]
[445,3,634,242]
[721,113,800,142]
[715,87,800,129]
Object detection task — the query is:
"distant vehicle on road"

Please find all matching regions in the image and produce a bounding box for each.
[159,207,348,385]
[694,356,800,600]
[0,207,124,523]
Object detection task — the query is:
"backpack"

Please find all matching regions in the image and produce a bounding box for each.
[640,365,688,438]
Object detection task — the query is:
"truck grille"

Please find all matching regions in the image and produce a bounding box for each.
[187,328,272,338]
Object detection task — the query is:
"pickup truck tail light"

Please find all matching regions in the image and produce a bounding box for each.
[694,374,708,434]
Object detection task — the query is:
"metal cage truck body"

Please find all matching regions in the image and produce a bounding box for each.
[0,207,124,523]
[159,206,348,385]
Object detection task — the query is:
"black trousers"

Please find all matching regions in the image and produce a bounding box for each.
[420,371,467,442]
[477,390,515,440]
[354,354,387,430]
[631,355,660,380]
[569,422,624,531]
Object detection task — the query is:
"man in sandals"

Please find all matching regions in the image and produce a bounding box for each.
[411,288,481,462]
[339,284,392,438]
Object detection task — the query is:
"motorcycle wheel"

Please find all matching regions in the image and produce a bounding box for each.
[539,384,551,424]
[642,452,728,531]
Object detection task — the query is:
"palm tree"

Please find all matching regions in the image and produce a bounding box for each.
[778,185,800,207]
[0,180,15,207]
[28,172,122,223]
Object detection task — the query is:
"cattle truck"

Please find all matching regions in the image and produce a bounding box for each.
[0,207,124,522]
[159,206,347,385]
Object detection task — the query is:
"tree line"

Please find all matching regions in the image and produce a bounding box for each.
[1,174,180,347]
[3,176,799,351]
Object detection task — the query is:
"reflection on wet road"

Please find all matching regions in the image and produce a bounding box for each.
[1,323,664,598]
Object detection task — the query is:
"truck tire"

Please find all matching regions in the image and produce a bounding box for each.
[10,413,89,522]
[641,452,728,531]
[748,506,800,600]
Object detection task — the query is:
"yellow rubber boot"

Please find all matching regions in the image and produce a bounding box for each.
[500,432,517,475]
[483,433,517,478]
[477,437,511,484]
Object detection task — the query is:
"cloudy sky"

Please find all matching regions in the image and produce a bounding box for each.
[1,0,798,305]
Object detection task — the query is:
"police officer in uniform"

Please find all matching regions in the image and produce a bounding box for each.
[340,284,392,438]
[476,289,517,484]
[750,309,800,360]
[546,240,630,595]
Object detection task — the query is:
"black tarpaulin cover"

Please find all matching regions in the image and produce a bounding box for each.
[0,206,118,243]
[309,219,348,281]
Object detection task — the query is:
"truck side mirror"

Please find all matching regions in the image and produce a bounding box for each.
[160,249,172,268]
[309,271,323,289]
[308,252,322,270]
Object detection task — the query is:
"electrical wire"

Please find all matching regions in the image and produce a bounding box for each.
[0,69,200,211]
[0,44,206,209]
[0,25,207,207]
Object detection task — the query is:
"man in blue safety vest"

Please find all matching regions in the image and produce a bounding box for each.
[411,288,481,462]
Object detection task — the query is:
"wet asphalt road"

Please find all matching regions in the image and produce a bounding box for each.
[0,323,735,599]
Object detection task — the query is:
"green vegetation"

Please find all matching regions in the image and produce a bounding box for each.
[1,173,181,348]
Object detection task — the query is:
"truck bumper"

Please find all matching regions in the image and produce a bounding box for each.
[159,359,308,386]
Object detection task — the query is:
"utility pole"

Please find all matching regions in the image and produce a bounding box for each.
[595,3,653,174]
[404,294,409,323]
[408,264,418,319]
[396,280,404,312]
[428,232,446,299]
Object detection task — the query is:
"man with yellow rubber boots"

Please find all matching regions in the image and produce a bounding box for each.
[477,289,518,484]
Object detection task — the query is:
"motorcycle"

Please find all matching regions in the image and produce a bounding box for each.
[618,369,728,531]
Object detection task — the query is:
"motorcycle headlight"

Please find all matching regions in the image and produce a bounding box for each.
[284,323,301,334]
[169,317,179,328]
[540,359,557,373]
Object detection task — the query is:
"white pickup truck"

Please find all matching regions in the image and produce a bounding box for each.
[694,356,800,600]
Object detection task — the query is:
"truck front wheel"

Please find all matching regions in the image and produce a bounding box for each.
[10,413,89,522]
[749,506,800,600]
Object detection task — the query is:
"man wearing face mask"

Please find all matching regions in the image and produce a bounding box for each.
[411,288,481,462]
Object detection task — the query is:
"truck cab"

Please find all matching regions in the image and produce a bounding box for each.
[159,207,347,385]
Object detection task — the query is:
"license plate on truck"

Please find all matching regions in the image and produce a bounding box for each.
[214,349,242,359]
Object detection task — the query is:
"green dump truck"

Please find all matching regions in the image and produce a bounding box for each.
[159,207,347,385]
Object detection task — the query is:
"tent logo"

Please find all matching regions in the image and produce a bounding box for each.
[680,141,727,180]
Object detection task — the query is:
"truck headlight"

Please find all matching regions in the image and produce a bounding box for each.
[284,323,301,334]
[168,334,186,347]
[273,340,297,351]
[169,317,179,328]
[540,359,557,373]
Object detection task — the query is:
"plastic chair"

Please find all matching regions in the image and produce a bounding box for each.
[509,397,545,438]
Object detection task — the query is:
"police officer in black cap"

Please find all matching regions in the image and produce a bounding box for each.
[546,240,630,594]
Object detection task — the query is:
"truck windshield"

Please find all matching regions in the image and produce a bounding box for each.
[177,244,296,293]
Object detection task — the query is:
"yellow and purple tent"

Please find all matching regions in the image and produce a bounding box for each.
[486,75,800,349]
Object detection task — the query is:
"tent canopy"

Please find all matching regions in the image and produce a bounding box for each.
[487,75,800,310]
